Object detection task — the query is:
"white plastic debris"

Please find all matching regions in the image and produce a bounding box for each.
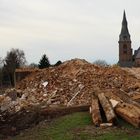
[21,92,28,100]
[42,81,48,87]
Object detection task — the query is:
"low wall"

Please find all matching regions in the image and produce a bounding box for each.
[15,68,39,86]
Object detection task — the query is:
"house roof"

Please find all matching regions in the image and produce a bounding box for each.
[136,48,140,59]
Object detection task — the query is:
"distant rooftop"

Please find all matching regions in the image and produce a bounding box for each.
[15,68,39,73]
[136,47,140,59]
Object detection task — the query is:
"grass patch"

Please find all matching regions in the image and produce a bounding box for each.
[12,112,92,140]
[12,112,140,140]
[45,112,92,140]
[95,132,140,140]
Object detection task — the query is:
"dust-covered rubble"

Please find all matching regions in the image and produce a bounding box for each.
[0,59,140,115]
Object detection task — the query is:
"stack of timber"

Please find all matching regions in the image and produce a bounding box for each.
[90,92,140,128]
[98,93,116,123]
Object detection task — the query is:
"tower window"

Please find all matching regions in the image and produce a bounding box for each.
[123,44,127,54]
[123,36,127,40]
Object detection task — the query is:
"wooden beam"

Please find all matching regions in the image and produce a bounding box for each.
[98,93,116,123]
[90,96,102,126]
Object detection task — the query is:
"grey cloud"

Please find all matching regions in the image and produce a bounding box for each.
[0,0,140,65]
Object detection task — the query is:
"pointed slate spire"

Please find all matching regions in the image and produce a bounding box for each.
[119,10,131,41]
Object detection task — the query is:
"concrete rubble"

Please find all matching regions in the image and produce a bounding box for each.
[0,59,140,132]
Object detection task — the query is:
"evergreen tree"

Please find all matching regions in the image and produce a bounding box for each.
[54,60,62,66]
[38,54,50,69]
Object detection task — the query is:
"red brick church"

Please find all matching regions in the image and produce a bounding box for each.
[118,11,140,67]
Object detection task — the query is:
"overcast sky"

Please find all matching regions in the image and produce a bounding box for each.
[0,0,140,65]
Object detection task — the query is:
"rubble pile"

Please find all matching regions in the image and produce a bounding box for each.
[123,68,140,80]
[0,58,140,137]
[0,59,140,115]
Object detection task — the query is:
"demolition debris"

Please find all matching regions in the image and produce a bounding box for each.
[0,59,140,136]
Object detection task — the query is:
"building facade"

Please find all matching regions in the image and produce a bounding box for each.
[118,11,140,67]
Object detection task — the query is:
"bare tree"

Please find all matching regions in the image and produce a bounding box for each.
[0,58,2,87]
[0,57,2,65]
[3,48,26,86]
[29,63,38,68]
[93,59,109,67]
[0,57,4,87]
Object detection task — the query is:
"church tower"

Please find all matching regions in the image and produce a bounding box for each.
[118,11,133,67]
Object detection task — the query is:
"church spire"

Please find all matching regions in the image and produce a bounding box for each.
[118,11,133,67]
[119,10,131,41]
